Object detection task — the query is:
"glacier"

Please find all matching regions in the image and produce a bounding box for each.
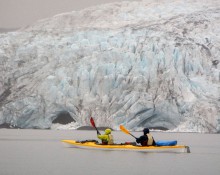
[0,0,219,133]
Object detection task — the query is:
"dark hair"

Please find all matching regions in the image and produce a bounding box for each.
[143,128,149,134]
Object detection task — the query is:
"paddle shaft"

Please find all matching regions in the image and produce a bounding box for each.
[94,125,100,134]
[120,125,137,139]
[90,117,101,135]
[129,133,137,139]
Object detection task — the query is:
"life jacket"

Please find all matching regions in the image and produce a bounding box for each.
[108,134,114,144]
[100,134,114,145]
[141,133,154,146]
[146,133,153,146]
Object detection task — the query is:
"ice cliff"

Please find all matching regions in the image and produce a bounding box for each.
[0,0,220,132]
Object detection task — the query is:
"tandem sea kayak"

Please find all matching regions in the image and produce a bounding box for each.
[62,140,190,153]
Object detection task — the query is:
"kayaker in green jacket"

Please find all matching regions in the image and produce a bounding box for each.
[97,128,114,145]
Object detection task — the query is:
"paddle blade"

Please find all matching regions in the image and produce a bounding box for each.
[120,125,137,139]
[90,117,96,127]
[120,125,130,135]
[90,117,101,135]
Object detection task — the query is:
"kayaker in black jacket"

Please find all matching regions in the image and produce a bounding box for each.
[136,128,156,146]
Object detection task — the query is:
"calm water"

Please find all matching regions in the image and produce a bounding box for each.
[0,129,220,175]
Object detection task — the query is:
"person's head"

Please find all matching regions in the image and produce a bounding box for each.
[143,128,150,135]
[105,128,112,135]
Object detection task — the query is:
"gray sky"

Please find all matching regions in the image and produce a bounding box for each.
[0,0,130,28]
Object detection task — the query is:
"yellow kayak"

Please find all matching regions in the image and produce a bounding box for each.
[62,140,190,153]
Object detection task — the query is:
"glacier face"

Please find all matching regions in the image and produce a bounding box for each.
[0,0,220,132]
